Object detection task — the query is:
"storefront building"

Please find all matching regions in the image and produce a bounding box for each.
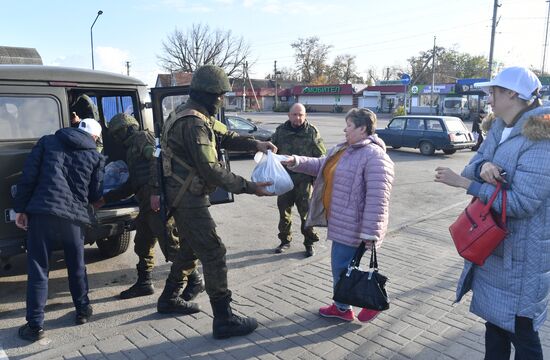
[291,84,355,112]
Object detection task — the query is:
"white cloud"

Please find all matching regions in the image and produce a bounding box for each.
[158,0,212,12]
[96,47,130,74]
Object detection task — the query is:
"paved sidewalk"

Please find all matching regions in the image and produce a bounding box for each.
[3,205,550,359]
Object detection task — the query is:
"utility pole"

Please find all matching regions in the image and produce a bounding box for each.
[125,61,131,76]
[488,0,500,78]
[274,60,279,110]
[242,62,246,112]
[430,36,436,115]
[386,67,390,81]
[542,0,550,75]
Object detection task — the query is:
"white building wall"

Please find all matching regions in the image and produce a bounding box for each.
[299,95,353,106]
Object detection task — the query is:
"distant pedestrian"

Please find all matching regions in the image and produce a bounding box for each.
[271,103,326,257]
[14,118,104,342]
[435,66,549,359]
[282,108,394,323]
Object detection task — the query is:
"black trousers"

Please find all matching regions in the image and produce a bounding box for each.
[25,214,89,328]
[484,317,543,360]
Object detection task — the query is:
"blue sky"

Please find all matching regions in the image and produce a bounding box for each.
[2,0,547,87]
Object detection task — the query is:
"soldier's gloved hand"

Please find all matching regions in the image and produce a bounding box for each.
[253,181,275,196]
[150,195,161,212]
[256,141,277,154]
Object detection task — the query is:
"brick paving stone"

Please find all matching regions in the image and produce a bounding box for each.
[78,345,107,360]
[63,352,86,360]
[322,344,349,360]
[398,325,421,340]
[445,341,484,359]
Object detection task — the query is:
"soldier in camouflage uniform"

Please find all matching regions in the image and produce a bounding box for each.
[160,65,276,339]
[271,103,327,257]
[100,113,203,315]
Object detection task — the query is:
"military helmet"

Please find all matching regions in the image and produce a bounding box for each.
[190,65,231,94]
[109,113,139,139]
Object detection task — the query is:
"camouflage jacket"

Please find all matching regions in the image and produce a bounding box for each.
[103,130,157,206]
[161,99,259,208]
[271,120,326,184]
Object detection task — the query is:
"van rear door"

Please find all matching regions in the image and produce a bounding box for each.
[149,86,233,205]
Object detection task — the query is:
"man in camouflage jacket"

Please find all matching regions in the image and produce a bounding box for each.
[100,113,203,315]
[159,65,276,339]
[271,103,326,257]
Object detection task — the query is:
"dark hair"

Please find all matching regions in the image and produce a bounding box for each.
[345,108,377,135]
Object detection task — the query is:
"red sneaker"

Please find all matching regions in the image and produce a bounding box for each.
[319,303,355,321]
[357,308,380,323]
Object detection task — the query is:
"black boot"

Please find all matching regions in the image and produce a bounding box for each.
[211,295,258,339]
[181,270,206,301]
[119,269,154,299]
[157,280,201,315]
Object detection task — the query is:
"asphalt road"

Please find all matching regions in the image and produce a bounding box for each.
[0,111,476,349]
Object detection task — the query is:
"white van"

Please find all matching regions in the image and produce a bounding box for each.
[442,97,469,120]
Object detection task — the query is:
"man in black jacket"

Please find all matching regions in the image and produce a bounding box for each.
[14,118,104,342]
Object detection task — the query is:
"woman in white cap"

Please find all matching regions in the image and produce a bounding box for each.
[434,66,550,359]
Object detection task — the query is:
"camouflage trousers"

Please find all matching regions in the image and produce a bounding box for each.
[134,209,191,285]
[171,206,230,301]
[277,181,319,245]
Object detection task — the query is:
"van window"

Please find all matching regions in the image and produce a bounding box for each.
[0,96,60,140]
[161,95,189,120]
[102,96,134,124]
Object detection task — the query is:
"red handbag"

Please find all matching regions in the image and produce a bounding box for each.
[449,182,507,266]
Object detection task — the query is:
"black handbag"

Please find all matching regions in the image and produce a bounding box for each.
[333,242,390,311]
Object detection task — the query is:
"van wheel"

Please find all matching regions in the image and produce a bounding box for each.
[419,141,435,156]
[443,149,456,155]
[97,231,132,258]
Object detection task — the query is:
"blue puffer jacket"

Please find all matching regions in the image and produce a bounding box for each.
[14,128,105,225]
[456,106,550,333]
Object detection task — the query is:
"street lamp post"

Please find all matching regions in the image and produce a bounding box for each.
[90,10,103,70]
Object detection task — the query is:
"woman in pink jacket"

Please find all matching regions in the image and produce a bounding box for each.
[283,108,394,322]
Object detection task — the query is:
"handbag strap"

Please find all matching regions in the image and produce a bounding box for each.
[369,243,379,270]
[483,182,507,225]
[349,241,366,268]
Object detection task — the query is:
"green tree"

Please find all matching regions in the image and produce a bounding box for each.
[291,37,332,83]
[407,46,488,84]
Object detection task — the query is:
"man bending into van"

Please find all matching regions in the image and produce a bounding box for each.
[14,118,104,342]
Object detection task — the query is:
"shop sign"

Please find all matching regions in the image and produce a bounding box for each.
[302,86,341,94]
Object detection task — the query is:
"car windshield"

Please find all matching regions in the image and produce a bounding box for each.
[445,100,463,109]
[444,118,468,132]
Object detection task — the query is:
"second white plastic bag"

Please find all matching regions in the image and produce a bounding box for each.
[251,150,294,195]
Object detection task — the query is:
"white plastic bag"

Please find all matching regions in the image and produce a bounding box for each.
[251,150,294,195]
[103,160,129,194]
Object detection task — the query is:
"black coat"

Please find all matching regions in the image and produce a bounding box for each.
[14,128,105,225]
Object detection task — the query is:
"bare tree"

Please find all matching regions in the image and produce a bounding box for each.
[291,37,332,83]
[158,23,251,77]
[327,54,363,83]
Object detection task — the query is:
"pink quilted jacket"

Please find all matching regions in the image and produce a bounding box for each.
[290,135,394,247]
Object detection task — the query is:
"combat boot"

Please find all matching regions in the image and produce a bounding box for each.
[157,280,201,315]
[181,270,206,301]
[211,294,258,339]
[119,269,154,299]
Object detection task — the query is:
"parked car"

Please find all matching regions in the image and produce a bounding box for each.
[224,115,273,141]
[222,115,273,155]
[376,115,476,155]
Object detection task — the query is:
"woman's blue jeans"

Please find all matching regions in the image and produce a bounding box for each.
[484,317,543,360]
[330,241,360,311]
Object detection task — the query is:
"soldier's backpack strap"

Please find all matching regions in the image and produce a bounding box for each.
[160,109,209,209]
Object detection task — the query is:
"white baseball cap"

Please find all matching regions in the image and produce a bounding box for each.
[78,118,102,137]
[474,66,542,101]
